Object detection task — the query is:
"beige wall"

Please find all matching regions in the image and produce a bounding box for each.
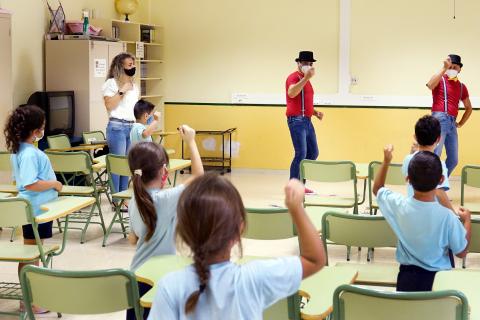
[0,0,150,108]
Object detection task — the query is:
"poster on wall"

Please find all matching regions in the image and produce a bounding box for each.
[94,59,107,78]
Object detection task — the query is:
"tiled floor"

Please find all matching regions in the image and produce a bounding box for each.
[0,169,478,319]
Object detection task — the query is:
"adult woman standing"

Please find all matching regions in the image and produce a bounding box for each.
[103,52,139,192]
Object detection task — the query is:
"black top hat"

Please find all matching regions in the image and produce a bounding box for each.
[449,54,463,68]
[295,51,316,63]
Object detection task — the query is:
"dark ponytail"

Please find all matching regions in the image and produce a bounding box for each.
[128,142,169,241]
[177,174,246,314]
[4,105,45,153]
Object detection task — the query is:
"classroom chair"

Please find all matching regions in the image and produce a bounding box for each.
[322,211,398,286]
[301,160,359,214]
[461,165,480,214]
[332,284,468,320]
[0,197,67,319]
[0,151,20,241]
[46,151,106,244]
[46,134,71,150]
[243,208,305,320]
[462,217,480,268]
[20,266,143,320]
[368,161,404,215]
[103,154,132,247]
[82,131,111,200]
[82,130,107,145]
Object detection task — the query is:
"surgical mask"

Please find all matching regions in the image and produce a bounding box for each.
[446,69,459,79]
[160,171,169,188]
[124,67,136,77]
[146,115,154,125]
[301,65,311,74]
[34,130,44,142]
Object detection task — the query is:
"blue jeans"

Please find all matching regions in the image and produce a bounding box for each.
[432,112,458,176]
[288,116,319,180]
[106,120,132,192]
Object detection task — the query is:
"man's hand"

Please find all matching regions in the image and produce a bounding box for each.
[443,58,452,71]
[314,111,324,121]
[304,67,315,80]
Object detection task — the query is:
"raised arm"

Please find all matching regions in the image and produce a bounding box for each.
[288,68,315,98]
[373,144,394,196]
[284,179,326,279]
[426,59,450,90]
[178,125,204,186]
[142,112,162,138]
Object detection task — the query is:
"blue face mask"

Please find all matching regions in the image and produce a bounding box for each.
[146,115,154,125]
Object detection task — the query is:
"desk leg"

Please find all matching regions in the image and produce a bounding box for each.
[357,179,367,205]
[173,171,178,187]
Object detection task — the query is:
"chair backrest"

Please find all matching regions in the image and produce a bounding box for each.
[0,197,33,227]
[0,152,12,172]
[321,212,397,265]
[468,218,480,253]
[47,134,71,150]
[333,285,468,320]
[244,207,295,240]
[368,161,404,185]
[46,151,92,176]
[106,154,131,193]
[20,266,143,319]
[462,165,480,188]
[82,131,106,144]
[301,160,356,183]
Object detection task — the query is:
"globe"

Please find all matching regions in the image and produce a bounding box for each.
[115,0,139,21]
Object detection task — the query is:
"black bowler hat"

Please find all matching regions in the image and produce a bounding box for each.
[295,51,316,63]
[449,54,463,68]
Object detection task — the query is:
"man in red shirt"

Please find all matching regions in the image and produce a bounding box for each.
[426,54,473,176]
[286,51,323,192]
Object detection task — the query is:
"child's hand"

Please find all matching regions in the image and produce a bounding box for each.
[457,207,471,222]
[54,181,63,192]
[384,144,394,163]
[153,111,161,121]
[284,179,305,212]
[178,125,196,143]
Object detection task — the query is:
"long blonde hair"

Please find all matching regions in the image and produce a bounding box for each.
[106,52,135,81]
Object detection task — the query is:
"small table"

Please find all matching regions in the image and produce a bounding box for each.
[151,131,178,144]
[37,196,96,223]
[169,159,192,186]
[46,145,106,153]
[433,269,480,320]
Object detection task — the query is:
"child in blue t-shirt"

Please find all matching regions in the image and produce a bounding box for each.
[5,105,62,313]
[130,99,161,146]
[147,176,326,320]
[374,145,470,292]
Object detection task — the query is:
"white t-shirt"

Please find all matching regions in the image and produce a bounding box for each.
[102,78,139,121]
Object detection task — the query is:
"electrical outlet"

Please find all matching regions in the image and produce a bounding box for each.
[351,76,359,86]
[231,93,248,103]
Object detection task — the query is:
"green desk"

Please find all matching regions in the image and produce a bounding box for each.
[0,192,12,198]
[168,159,192,186]
[433,269,480,320]
[37,196,96,223]
[136,254,358,319]
[336,262,398,287]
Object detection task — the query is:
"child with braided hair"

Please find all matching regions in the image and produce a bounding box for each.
[148,175,326,320]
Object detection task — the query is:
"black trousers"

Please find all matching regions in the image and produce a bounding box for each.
[126,282,152,320]
[397,265,437,292]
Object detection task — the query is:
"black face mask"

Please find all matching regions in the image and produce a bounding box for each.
[124,67,136,77]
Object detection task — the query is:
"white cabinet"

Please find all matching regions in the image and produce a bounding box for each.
[46,40,125,135]
[0,12,12,148]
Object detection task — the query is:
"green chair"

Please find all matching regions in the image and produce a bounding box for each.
[0,151,20,241]
[243,208,301,320]
[46,151,106,244]
[20,265,143,320]
[368,161,405,215]
[301,160,359,214]
[322,211,398,285]
[462,217,480,268]
[461,165,480,214]
[82,131,107,145]
[0,197,68,319]
[332,284,468,320]
[103,154,133,247]
[46,134,71,150]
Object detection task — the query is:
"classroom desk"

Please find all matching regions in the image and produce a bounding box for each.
[36,196,96,223]
[0,192,12,198]
[169,159,192,186]
[46,145,105,152]
[151,131,178,144]
[433,269,480,320]
[135,254,358,319]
